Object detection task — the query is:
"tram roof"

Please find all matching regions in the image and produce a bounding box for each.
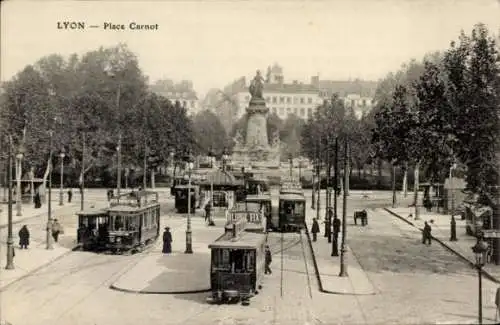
[245,194,272,201]
[279,193,306,201]
[107,202,159,213]
[279,189,305,195]
[209,231,266,249]
[76,208,109,216]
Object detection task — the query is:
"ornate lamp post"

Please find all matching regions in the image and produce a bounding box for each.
[184,151,195,254]
[471,235,489,325]
[15,144,25,217]
[5,136,14,269]
[59,147,66,206]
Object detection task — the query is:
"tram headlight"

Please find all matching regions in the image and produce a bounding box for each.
[116,237,121,244]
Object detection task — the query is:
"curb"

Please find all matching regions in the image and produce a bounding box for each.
[0,245,76,291]
[303,222,325,293]
[383,207,500,284]
[109,284,211,295]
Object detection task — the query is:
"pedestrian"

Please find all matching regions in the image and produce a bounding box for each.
[264,245,272,274]
[450,215,457,241]
[51,219,63,243]
[333,216,341,244]
[18,225,30,249]
[162,227,172,254]
[422,221,432,245]
[205,201,212,222]
[107,189,113,201]
[67,188,73,203]
[311,218,320,242]
[34,191,41,209]
[495,287,500,322]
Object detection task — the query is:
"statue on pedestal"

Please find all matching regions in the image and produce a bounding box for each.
[249,70,265,100]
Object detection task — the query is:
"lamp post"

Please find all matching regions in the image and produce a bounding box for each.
[392,163,397,208]
[80,131,86,211]
[288,153,293,179]
[449,161,457,215]
[46,129,54,250]
[5,136,14,269]
[59,147,66,206]
[184,151,194,254]
[208,146,214,169]
[331,137,339,256]
[325,141,331,241]
[15,144,25,217]
[339,139,349,277]
[207,147,215,226]
[471,235,488,325]
[116,142,121,201]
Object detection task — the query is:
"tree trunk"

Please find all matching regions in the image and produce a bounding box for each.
[414,161,420,220]
[402,165,408,198]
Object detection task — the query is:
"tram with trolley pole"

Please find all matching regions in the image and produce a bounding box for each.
[207,217,267,305]
[76,190,161,254]
[277,193,306,232]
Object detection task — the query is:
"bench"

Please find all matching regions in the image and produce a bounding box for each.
[354,210,368,226]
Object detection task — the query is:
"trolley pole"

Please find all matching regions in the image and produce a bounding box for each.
[5,136,14,269]
[339,139,349,277]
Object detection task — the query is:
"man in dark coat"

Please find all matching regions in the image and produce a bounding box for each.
[18,225,30,249]
[34,192,41,209]
[450,215,457,241]
[311,218,320,242]
[52,219,63,243]
[423,221,432,245]
[264,245,272,274]
[204,202,212,222]
[332,216,341,245]
[162,227,172,254]
[67,189,73,203]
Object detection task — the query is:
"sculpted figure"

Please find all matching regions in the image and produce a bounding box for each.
[249,70,265,99]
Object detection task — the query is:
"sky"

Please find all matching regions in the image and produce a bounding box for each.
[1,0,500,98]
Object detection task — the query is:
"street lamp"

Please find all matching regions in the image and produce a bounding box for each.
[15,144,25,217]
[472,235,489,325]
[184,151,195,254]
[449,161,457,215]
[116,143,121,200]
[288,153,293,179]
[59,147,66,206]
[46,129,55,250]
[5,136,14,269]
[207,147,215,226]
[208,146,214,169]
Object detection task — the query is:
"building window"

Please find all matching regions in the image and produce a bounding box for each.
[300,97,305,104]
[351,99,355,107]
[265,97,270,102]
[183,100,187,107]
[362,99,366,106]
[293,107,298,115]
[287,97,291,104]
[308,97,312,104]
[279,107,284,115]
[307,107,312,116]
[280,96,285,104]
[273,96,277,104]
[293,97,298,104]
[272,107,277,115]
[300,108,305,116]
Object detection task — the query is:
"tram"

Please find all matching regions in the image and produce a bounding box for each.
[244,194,274,232]
[208,218,267,305]
[279,180,304,195]
[76,190,161,253]
[278,193,306,232]
[174,184,200,213]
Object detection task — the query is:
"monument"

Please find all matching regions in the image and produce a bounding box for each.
[231,70,280,168]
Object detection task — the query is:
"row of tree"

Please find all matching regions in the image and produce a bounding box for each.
[372,23,499,202]
[0,44,199,187]
[300,23,499,201]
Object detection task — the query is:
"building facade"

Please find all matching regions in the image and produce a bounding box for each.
[149,79,200,116]
[216,63,378,125]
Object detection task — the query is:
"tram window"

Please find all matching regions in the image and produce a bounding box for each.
[295,202,305,215]
[114,216,124,230]
[222,249,230,266]
[246,251,255,271]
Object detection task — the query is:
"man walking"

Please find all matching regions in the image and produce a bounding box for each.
[423,221,432,245]
[67,188,73,203]
[51,219,63,243]
[332,216,341,249]
[311,218,320,242]
[265,245,272,274]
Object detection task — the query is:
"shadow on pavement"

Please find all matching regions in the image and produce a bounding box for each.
[172,292,210,305]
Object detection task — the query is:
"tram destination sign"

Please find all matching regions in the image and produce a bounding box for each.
[482,230,500,238]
